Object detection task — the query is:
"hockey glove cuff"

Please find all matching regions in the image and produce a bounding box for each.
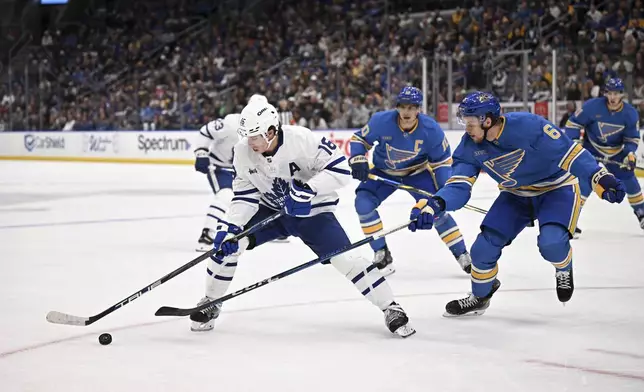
[349,155,370,182]
[285,180,317,217]
[591,167,625,203]
[195,149,210,174]
[408,198,444,232]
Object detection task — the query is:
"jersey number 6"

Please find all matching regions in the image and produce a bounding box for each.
[319,137,338,154]
[543,124,561,140]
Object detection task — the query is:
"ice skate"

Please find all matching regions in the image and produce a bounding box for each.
[196,228,214,252]
[444,279,501,317]
[190,297,222,332]
[373,246,395,277]
[455,252,472,274]
[635,208,644,230]
[384,302,415,338]
[555,269,574,303]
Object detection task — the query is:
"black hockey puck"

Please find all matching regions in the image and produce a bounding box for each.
[99,333,112,345]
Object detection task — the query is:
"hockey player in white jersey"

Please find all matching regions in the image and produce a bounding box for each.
[194,94,287,251]
[193,113,240,251]
[190,100,415,337]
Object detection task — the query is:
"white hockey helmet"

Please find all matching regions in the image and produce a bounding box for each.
[248,94,268,105]
[238,100,280,140]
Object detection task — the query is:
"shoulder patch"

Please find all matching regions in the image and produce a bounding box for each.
[361,125,370,137]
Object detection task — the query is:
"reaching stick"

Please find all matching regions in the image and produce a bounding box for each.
[595,156,644,171]
[46,211,285,326]
[368,174,488,215]
[155,220,412,318]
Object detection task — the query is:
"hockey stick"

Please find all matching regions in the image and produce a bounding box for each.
[46,211,285,326]
[155,220,412,317]
[367,174,489,215]
[209,165,236,173]
[595,156,644,171]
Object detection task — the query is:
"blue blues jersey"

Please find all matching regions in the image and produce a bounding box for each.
[436,112,603,211]
[564,97,640,157]
[350,110,452,177]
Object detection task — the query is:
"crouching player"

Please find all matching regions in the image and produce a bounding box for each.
[191,100,415,337]
[408,92,625,317]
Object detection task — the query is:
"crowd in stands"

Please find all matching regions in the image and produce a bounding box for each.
[0,0,643,131]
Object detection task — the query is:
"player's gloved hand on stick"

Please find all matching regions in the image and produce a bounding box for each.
[213,222,242,256]
[194,150,210,174]
[349,155,369,182]
[592,168,626,203]
[285,180,316,217]
[408,198,444,231]
[623,152,637,171]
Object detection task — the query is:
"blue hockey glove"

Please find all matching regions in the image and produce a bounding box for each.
[194,149,210,174]
[623,152,637,171]
[408,198,444,232]
[285,180,317,217]
[592,168,625,203]
[213,222,242,256]
[349,155,369,182]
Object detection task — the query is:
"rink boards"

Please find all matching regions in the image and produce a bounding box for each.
[0,129,642,177]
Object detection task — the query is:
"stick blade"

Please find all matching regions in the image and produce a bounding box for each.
[155,306,192,317]
[46,311,90,326]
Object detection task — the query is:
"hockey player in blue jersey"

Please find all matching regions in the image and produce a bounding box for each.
[564,78,643,232]
[407,92,625,317]
[349,86,471,276]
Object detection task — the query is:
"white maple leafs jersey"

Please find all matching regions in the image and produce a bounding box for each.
[194,114,241,168]
[224,125,351,227]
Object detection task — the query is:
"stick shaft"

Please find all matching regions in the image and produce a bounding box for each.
[47,211,284,326]
[155,220,411,317]
[368,174,488,215]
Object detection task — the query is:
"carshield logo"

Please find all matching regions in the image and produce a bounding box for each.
[24,134,66,152]
[24,135,36,152]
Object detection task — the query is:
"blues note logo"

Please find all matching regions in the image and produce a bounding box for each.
[384,143,419,169]
[483,149,525,187]
[597,122,624,142]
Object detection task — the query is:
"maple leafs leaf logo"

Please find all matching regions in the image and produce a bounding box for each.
[263,178,289,207]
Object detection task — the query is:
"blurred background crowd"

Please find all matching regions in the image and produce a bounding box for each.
[0,0,643,131]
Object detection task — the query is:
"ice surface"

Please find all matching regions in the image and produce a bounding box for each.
[0,161,643,391]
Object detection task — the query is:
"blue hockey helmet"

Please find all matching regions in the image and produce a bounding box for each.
[396,86,423,106]
[457,91,501,125]
[605,78,625,93]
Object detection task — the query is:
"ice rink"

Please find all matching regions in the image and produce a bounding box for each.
[1,160,643,392]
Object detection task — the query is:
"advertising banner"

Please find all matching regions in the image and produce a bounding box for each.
[0,129,641,178]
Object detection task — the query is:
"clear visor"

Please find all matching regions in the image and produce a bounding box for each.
[238,126,275,146]
[457,109,485,127]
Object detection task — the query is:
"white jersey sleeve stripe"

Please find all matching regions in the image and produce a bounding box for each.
[324,156,351,175]
[231,196,260,204]
[233,188,260,196]
[199,127,214,139]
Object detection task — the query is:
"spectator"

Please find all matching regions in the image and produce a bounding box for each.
[559,101,576,128]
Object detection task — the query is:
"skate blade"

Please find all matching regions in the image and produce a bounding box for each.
[195,245,211,252]
[191,321,214,332]
[393,324,416,338]
[272,238,290,243]
[442,309,487,318]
